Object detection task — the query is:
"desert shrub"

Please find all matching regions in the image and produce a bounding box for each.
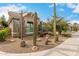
[0,31,5,42]
[0,27,11,42]
[63,33,71,37]
[61,32,71,37]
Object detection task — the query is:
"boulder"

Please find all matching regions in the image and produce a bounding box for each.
[20,40,26,47]
[32,46,39,52]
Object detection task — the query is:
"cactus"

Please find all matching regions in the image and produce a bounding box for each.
[33,12,38,46]
[53,3,57,42]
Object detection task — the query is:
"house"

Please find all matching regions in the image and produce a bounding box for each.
[8,11,40,37]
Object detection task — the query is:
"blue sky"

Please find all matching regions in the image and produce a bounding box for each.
[0,3,79,23]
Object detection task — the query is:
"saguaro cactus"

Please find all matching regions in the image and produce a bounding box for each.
[32,12,39,51]
[20,11,26,47]
[53,3,57,43]
[33,12,38,46]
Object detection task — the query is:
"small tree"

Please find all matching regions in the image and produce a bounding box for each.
[0,15,8,28]
[56,18,69,34]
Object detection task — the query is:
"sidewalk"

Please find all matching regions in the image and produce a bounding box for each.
[0,32,79,56]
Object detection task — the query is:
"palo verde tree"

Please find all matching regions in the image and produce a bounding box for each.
[55,17,69,34]
[49,16,69,34]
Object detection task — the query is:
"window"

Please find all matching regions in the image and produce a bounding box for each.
[26,22,33,33]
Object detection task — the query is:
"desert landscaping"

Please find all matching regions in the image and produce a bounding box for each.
[0,3,79,55]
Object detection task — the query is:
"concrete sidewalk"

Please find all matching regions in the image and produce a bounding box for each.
[0,32,79,56]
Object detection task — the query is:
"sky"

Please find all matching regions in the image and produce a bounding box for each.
[0,3,79,24]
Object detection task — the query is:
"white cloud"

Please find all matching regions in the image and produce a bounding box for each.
[69,20,79,24]
[67,3,79,13]
[59,8,64,11]
[49,4,53,8]
[67,3,76,9]
[73,4,79,13]
[0,4,27,21]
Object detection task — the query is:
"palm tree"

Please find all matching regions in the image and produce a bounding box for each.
[51,17,69,33]
[56,18,69,34]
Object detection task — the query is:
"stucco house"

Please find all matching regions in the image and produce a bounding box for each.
[8,11,40,37]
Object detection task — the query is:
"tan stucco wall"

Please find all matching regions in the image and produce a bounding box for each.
[8,11,40,37]
[9,20,13,37]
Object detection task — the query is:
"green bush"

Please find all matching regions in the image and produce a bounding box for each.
[0,27,11,42]
[63,33,71,37]
[62,32,71,37]
[0,31,5,42]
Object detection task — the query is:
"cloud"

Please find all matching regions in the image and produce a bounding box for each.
[69,20,79,24]
[59,8,64,11]
[73,4,79,13]
[0,4,27,21]
[67,3,79,13]
[49,4,54,8]
[67,3,76,9]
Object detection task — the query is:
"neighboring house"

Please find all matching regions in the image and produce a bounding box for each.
[8,11,40,37]
[68,23,79,31]
[72,23,79,31]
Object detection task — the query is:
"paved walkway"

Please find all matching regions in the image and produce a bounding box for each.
[0,31,79,56]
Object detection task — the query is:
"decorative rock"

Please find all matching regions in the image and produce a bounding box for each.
[32,46,39,52]
[37,38,42,41]
[45,34,50,45]
[10,39,16,42]
[20,40,26,47]
[56,32,59,42]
